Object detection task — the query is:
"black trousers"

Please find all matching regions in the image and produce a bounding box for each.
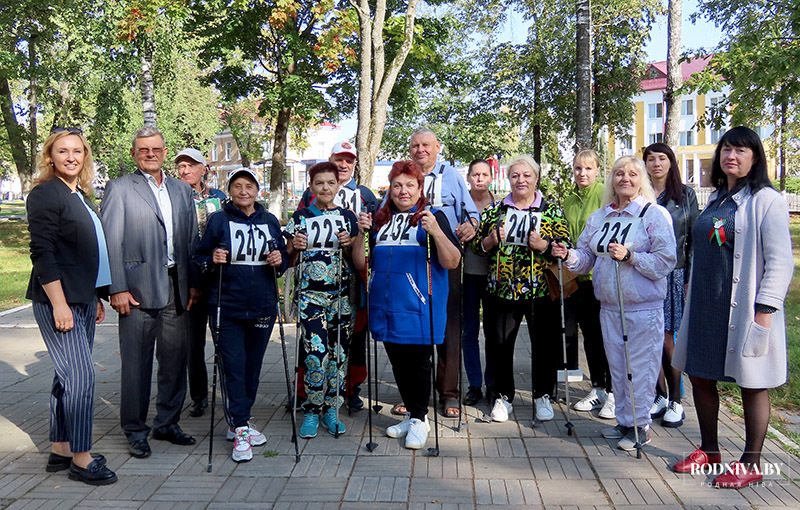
[484,295,559,403]
[186,299,209,404]
[383,342,432,420]
[565,280,612,390]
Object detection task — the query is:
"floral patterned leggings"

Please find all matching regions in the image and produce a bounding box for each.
[299,290,353,414]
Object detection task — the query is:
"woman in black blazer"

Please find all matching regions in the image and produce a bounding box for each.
[26,128,117,485]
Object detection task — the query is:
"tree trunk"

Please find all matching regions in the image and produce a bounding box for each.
[779,97,786,191]
[269,106,290,219]
[354,0,418,187]
[575,0,592,153]
[241,152,251,168]
[533,79,542,162]
[28,35,38,175]
[0,74,31,192]
[663,0,682,149]
[138,39,157,128]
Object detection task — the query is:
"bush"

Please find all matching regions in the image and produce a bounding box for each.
[772,177,800,194]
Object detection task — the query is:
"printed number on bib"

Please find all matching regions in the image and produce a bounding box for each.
[503,209,542,246]
[593,217,642,256]
[230,222,272,265]
[333,187,361,214]
[306,214,346,251]
[376,213,419,246]
[422,173,443,208]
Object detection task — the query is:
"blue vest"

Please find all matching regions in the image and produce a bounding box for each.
[368,210,450,345]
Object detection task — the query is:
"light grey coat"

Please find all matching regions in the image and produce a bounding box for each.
[100,170,198,310]
[673,185,793,388]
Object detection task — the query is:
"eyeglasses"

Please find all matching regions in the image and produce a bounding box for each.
[50,126,83,135]
[136,147,165,155]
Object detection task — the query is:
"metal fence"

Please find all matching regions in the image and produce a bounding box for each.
[695,187,800,212]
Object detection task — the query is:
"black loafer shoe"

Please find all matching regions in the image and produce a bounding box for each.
[129,439,151,458]
[153,426,196,446]
[68,460,117,485]
[463,386,483,406]
[47,452,107,473]
[189,399,208,417]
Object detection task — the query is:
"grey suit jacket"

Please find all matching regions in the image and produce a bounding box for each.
[100,169,199,310]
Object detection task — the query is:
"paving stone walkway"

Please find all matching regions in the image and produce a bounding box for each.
[1,304,799,509]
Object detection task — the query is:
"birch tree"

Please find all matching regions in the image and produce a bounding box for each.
[663,0,682,148]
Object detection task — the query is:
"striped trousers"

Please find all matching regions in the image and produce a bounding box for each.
[33,299,97,453]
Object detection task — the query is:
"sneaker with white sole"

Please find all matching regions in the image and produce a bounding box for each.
[573,388,606,412]
[231,426,252,462]
[226,423,266,447]
[299,413,319,439]
[322,407,346,435]
[650,394,668,419]
[662,400,684,428]
[404,418,429,449]
[617,426,651,451]
[535,395,554,421]
[490,395,513,422]
[387,414,430,438]
[598,391,616,419]
[601,424,630,439]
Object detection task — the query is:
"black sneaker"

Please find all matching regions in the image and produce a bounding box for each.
[189,399,208,417]
[463,386,483,406]
[347,393,364,412]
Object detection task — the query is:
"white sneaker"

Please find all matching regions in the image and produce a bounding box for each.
[535,395,554,421]
[598,392,616,419]
[226,423,267,447]
[662,400,685,428]
[573,388,606,412]
[404,418,429,450]
[231,426,252,463]
[490,396,513,422]
[650,395,668,419]
[387,414,429,438]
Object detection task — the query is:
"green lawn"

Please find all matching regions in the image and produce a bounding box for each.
[0,200,26,218]
[0,220,31,311]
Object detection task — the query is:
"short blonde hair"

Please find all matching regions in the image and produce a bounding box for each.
[601,155,656,207]
[573,149,601,170]
[33,130,95,192]
[507,155,541,182]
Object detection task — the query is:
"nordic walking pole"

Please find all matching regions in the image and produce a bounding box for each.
[553,236,574,436]
[333,226,346,439]
[612,239,641,459]
[207,242,226,473]
[362,215,378,452]
[425,223,440,457]
[369,205,383,415]
[455,201,467,432]
[526,211,537,425]
[292,241,305,441]
[269,239,300,463]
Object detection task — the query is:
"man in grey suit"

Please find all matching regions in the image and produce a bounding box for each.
[101,127,200,458]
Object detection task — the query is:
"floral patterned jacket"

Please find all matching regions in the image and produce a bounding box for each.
[471,192,570,300]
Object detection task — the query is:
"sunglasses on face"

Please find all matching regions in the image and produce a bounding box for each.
[50,126,83,135]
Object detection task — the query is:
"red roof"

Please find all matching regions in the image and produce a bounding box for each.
[640,55,713,92]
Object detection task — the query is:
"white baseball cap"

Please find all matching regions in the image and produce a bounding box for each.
[331,141,357,158]
[226,167,259,190]
[174,148,205,165]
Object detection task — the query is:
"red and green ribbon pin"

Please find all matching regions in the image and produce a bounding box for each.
[708,218,726,246]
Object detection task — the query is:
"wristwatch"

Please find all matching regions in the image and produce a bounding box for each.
[621,249,631,262]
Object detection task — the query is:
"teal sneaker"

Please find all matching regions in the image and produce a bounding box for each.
[299,413,319,439]
[322,408,346,435]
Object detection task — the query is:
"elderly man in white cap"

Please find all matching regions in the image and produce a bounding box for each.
[297,142,379,412]
[175,148,227,418]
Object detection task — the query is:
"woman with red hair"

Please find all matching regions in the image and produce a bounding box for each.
[352,161,461,450]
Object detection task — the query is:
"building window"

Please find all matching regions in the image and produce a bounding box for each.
[620,135,632,150]
[225,142,232,161]
[681,99,693,116]
[709,97,727,144]
[648,103,663,119]
[679,131,694,146]
[649,133,664,144]
[686,159,695,184]
[710,129,725,144]
[211,144,218,162]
